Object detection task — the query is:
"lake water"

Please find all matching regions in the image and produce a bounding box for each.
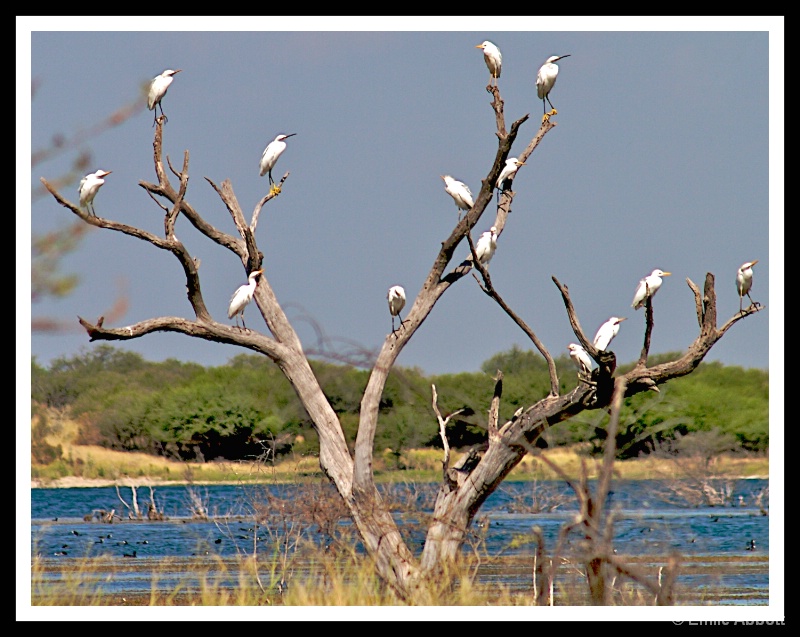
[30,479,770,604]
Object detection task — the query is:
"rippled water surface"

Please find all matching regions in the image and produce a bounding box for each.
[30,479,770,604]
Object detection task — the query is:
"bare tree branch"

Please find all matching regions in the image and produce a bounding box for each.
[487,370,503,440]
[250,172,289,234]
[431,384,465,488]
[471,246,560,396]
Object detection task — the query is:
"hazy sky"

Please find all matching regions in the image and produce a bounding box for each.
[18,15,784,622]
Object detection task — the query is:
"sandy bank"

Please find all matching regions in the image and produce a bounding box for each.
[31,477,181,489]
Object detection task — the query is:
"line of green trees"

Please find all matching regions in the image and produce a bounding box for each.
[31,345,768,464]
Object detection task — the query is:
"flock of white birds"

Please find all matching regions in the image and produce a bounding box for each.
[73,49,760,375]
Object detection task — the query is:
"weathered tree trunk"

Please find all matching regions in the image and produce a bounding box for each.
[586,557,610,605]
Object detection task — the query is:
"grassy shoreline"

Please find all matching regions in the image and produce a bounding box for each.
[31,444,769,488]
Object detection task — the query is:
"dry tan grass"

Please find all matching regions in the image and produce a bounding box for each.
[30,550,769,607]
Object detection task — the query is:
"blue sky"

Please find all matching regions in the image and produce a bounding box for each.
[18,15,784,622]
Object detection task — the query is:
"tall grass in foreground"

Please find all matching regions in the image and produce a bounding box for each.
[32,549,763,606]
[31,550,539,606]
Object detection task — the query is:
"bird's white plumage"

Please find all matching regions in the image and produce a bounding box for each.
[475,226,498,265]
[593,316,627,351]
[387,285,406,317]
[259,134,296,181]
[631,269,671,310]
[441,175,474,215]
[78,169,112,215]
[536,55,570,114]
[228,269,263,328]
[147,69,181,112]
[736,260,759,310]
[496,158,525,190]
[568,343,593,375]
[476,41,502,83]
[387,285,407,331]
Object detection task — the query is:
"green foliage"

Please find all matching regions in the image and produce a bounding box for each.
[663,361,769,450]
[310,360,370,415]
[481,344,550,375]
[32,346,204,411]
[581,390,696,459]
[31,345,768,463]
[560,358,769,457]
[377,367,433,452]
[135,363,308,461]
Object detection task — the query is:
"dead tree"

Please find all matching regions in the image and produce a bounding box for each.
[517,379,679,605]
[115,484,142,520]
[41,68,764,602]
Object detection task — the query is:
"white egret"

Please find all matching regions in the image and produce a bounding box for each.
[441,175,474,219]
[475,226,498,266]
[736,260,759,311]
[228,269,263,330]
[536,55,570,122]
[496,157,525,191]
[631,269,671,310]
[259,133,296,193]
[568,343,593,376]
[147,69,182,126]
[78,169,112,216]
[387,285,407,333]
[593,316,627,351]
[475,41,502,86]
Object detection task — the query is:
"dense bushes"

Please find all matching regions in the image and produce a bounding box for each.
[31,345,769,463]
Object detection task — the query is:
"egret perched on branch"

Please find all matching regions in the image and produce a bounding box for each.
[228,269,263,330]
[259,133,296,194]
[593,316,627,351]
[441,175,474,219]
[536,55,570,122]
[147,69,182,126]
[496,157,525,191]
[387,285,407,334]
[736,260,759,312]
[568,343,593,377]
[476,41,502,86]
[631,269,671,310]
[78,169,112,216]
[475,226,498,266]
